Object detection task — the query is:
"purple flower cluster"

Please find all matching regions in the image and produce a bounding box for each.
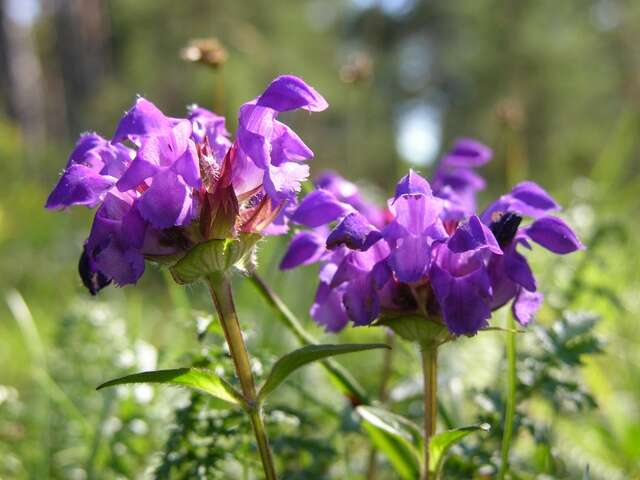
[280,139,584,335]
[46,76,327,293]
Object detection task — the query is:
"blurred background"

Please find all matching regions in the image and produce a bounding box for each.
[1,0,639,478]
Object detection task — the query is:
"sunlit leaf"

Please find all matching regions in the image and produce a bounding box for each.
[429,423,490,475]
[257,343,388,401]
[357,406,421,479]
[97,368,243,406]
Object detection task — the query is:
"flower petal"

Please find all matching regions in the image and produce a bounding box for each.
[137,170,194,228]
[311,282,349,332]
[291,189,353,227]
[279,231,326,270]
[46,164,115,209]
[394,169,432,198]
[526,216,584,254]
[389,235,430,283]
[326,212,381,251]
[256,75,328,112]
[512,288,543,326]
[441,138,492,167]
[112,97,172,142]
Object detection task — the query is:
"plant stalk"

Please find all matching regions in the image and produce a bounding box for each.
[207,274,277,480]
[498,315,517,480]
[421,346,438,480]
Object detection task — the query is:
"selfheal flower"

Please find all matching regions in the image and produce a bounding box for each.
[47,75,327,294]
[280,151,583,338]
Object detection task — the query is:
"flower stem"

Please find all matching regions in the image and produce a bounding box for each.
[420,346,438,480]
[498,314,517,480]
[206,273,277,480]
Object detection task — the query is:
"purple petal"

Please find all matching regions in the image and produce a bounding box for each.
[256,75,328,112]
[389,193,442,236]
[116,143,160,191]
[121,204,147,250]
[78,246,112,295]
[263,162,309,201]
[46,164,115,209]
[271,121,313,163]
[448,215,501,255]
[504,245,537,291]
[394,170,432,198]
[389,235,430,283]
[112,97,172,143]
[510,181,560,214]
[512,289,543,325]
[326,212,381,251]
[342,275,379,326]
[525,216,584,254]
[279,231,326,269]
[311,282,349,332]
[137,170,194,228]
[172,140,201,188]
[430,264,491,335]
[291,190,353,227]
[94,242,145,286]
[441,138,492,167]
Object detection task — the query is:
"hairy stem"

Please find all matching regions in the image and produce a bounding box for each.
[207,274,277,480]
[498,315,517,480]
[421,346,438,480]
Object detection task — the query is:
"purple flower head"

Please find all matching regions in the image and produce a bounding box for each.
[280,147,583,337]
[46,76,327,295]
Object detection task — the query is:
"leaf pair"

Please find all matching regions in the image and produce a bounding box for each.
[97,343,387,410]
[357,405,489,479]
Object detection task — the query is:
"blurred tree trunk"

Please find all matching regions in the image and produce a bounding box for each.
[45,0,110,134]
[0,0,46,150]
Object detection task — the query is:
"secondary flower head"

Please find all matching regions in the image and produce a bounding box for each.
[46,75,327,294]
[280,139,583,337]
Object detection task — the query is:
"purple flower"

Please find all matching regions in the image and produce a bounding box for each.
[280,149,583,337]
[47,75,327,294]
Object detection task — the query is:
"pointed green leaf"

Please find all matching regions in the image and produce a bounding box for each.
[357,406,421,479]
[97,368,243,406]
[257,343,388,401]
[429,423,490,475]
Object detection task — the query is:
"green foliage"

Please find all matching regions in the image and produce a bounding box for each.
[258,343,389,401]
[97,368,243,407]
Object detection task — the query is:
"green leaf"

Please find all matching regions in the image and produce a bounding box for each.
[356,406,421,479]
[430,423,490,475]
[97,368,243,406]
[257,343,388,401]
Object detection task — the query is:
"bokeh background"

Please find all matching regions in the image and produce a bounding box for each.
[1,0,639,478]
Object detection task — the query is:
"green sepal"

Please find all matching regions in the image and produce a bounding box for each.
[169,233,261,284]
[375,314,453,348]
